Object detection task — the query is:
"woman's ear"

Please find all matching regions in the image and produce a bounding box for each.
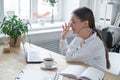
[84,21,89,27]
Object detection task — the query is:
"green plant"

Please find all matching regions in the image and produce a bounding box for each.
[0,15,30,45]
[44,0,58,7]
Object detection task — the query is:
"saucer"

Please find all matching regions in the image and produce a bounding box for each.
[40,63,57,70]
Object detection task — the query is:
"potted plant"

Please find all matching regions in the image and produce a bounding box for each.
[0,15,30,47]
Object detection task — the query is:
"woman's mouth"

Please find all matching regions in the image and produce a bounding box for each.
[72,28,75,31]
[72,28,75,33]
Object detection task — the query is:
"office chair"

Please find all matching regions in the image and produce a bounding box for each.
[101,27,120,53]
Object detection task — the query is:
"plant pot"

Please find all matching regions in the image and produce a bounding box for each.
[9,36,22,47]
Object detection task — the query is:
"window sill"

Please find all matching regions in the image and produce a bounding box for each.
[30,22,64,31]
[28,21,64,35]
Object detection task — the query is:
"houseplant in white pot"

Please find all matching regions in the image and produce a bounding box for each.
[0,15,30,47]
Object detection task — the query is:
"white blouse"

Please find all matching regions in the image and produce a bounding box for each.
[60,33,107,70]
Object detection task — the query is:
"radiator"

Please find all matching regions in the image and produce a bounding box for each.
[32,37,74,53]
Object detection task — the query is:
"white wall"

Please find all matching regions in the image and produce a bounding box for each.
[62,0,102,24]
[0,0,4,34]
[62,0,80,22]
[0,0,4,23]
[79,0,88,7]
[94,0,101,23]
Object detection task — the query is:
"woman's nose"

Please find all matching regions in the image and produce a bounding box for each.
[70,23,73,27]
[70,23,72,26]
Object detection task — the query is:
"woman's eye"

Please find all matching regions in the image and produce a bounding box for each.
[70,19,75,25]
[71,20,75,24]
[72,21,75,24]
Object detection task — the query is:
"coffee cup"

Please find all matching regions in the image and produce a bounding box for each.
[43,58,56,68]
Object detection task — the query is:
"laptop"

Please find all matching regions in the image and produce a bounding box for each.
[23,43,50,63]
[26,49,43,63]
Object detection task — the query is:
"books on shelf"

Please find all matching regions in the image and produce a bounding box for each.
[114,12,120,27]
[59,65,105,80]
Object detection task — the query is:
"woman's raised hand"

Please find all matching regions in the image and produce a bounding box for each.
[61,22,71,40]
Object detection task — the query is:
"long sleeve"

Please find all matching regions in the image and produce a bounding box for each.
[59,39,68,55]
[59,37,81,55]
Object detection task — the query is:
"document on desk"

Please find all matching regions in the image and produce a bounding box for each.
[15,70,47,80]
[15,70,63,80]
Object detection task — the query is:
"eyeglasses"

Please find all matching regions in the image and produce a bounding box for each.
[69,19,75,27]
[70,19,75,24]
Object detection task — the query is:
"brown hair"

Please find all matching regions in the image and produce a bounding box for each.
[73,7,110,69]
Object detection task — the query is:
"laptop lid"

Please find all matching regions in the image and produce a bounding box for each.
[22,43,43,63]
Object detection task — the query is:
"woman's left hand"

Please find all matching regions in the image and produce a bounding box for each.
[78,27,92,39]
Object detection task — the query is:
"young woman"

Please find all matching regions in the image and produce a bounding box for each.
[60,7,110,70]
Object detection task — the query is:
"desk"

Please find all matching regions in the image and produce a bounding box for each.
[0,43,120,80]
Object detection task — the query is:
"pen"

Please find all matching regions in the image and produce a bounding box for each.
[53,72,60,80]
[15,70,24,80]
[54,72,64,80]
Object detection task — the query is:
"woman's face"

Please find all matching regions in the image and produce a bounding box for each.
[70,14,88,34]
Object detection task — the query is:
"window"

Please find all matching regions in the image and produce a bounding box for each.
[4,0,62,23]
[4,0,30,19]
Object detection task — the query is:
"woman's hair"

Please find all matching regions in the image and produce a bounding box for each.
[73,7,110,69]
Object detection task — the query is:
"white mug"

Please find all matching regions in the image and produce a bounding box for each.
[43,58,56,67]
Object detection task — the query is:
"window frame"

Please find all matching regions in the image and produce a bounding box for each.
[3,0,63,23]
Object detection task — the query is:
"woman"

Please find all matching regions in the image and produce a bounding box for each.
[60,7,110,70]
